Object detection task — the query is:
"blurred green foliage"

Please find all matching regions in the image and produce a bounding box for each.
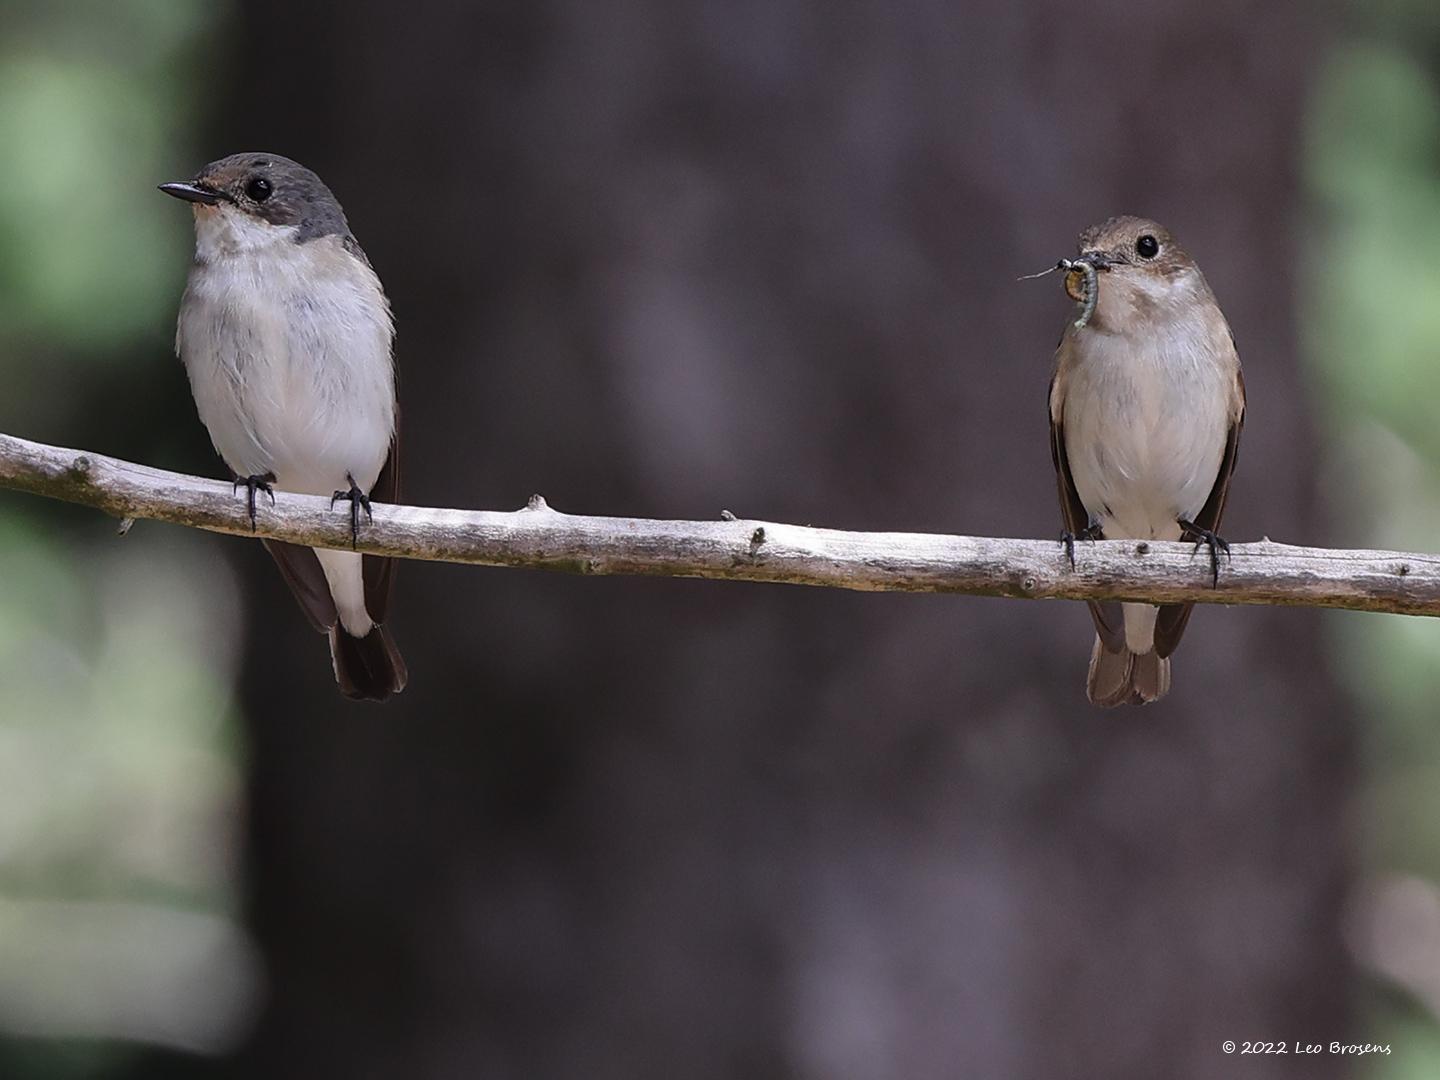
[0,3,248,1077]
[1306,7,1440,1075]
[1308,30,1440,852]
[0,2,216,350]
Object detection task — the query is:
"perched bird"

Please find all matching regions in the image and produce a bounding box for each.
[161,153,406,700]
[1047,216,1244,706]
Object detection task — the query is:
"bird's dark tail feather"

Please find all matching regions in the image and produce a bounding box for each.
[330,624,408,701]
[1086,635,1170,707]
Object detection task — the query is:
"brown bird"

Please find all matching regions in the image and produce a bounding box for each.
[1047,217,1245,706]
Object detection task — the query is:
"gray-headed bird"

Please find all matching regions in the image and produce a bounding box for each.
[162,153,406,701]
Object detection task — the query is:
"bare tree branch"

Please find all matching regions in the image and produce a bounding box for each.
[0,431,1435,616]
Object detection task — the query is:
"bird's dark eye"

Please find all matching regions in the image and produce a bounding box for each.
[245,176,272,202]
[1135,234,1159,259]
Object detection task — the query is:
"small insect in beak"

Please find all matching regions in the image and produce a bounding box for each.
[1019,256,1100,329]
[1063,259,1100,329]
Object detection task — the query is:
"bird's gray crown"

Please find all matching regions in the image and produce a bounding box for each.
[187,152,352,243]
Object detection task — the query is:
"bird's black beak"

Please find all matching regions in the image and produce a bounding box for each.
[1074,251,1114,271]
[158,181,225,206]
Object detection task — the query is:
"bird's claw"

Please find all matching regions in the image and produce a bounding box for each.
[233,472,276,531]
[1178,518,1231,587]
[331,473,373,549]
[1059,523,1103,570]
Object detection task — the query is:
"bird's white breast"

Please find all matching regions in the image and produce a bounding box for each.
[176,209,396,496]
[1061,279,1233,542]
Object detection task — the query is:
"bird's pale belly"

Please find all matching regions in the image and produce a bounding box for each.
[185,338,392,496]
[1068,429,1222,540]
[250,382,391,496]
[179,260,395,498]
[1063,367,1229,542]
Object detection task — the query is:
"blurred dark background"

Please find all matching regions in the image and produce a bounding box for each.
[13,0,1440,1076]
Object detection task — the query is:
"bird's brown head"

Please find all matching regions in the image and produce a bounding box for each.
[1064,216,1210,332]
